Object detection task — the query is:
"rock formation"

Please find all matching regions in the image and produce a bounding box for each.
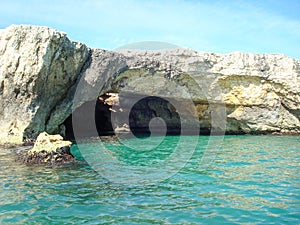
[0,25,299,145]
[0,25,89,144]
[113,50,300,134]
[17,132,76,165]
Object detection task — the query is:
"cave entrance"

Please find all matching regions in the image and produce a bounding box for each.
[63,93,182,140]
[127,96,181,136]
[64,94,114,140]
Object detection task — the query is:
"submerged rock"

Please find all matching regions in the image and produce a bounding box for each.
[17,132,76,165]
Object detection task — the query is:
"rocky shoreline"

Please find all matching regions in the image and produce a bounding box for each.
[16,147,77,166]
[15,132,77,166]
[0,24,299,151]
[4,131,299,166]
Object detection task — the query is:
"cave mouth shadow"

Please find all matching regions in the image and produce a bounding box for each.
[64,95,113,141]
[127,96,181,137]
[63,94,183,141]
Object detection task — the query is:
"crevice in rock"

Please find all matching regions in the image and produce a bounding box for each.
[0,80,4,95]
[225,118,247,135]
[280,102,300,125]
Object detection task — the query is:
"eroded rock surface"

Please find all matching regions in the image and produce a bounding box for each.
[0,25,89,144]
[0,25,299,145]
[115,49,300,134]
[17,132,76,165]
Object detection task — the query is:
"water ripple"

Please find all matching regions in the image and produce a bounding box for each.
[0,135,299,224]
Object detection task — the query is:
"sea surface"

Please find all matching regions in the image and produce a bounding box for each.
[0,135,299,224]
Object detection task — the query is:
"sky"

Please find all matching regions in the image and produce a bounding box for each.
[1,0,300,59]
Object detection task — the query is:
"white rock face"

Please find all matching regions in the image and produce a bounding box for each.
[0,25,299,145]
[0,25,89,144]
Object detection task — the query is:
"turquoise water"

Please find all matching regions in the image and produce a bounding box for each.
[0,135,299,224]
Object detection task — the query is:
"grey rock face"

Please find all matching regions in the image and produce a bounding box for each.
[0,25,89,144]
[45,49,127,135]
[0,25,299,144]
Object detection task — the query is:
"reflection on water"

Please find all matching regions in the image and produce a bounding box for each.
[0,135,299,224]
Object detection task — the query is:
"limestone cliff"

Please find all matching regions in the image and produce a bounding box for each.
[0,25,89,144]
[114,49,300,134]
[0,25,299,145]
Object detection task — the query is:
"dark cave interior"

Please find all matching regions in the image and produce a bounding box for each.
[63,94,182,140]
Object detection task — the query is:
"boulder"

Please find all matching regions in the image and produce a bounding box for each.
[17,132,76,165]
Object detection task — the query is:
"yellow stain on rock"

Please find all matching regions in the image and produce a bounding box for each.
[29,132,72,153]
[232,106,244,117]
